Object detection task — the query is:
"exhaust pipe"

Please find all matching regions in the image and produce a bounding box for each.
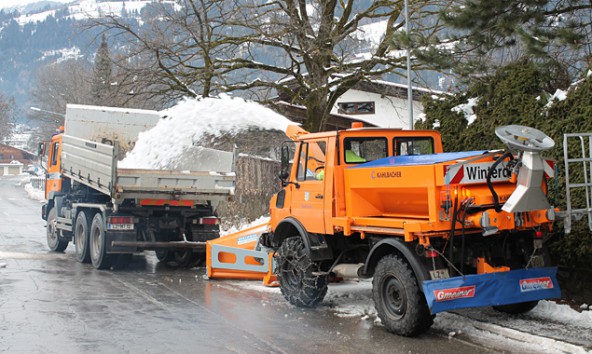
[331,263,365,278]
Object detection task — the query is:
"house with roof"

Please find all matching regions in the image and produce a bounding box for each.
[273,78,438,131]
[0,143,35,175]
[331,80,434,129]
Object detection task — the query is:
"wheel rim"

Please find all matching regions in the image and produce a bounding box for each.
[47,211,58,248]
[382,275,407,319]
[75,219,86,254]
[90,223,101,261]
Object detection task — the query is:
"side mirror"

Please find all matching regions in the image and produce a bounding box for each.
[278,170,289,180]
[37,142,45,156]
[279,143,294,181]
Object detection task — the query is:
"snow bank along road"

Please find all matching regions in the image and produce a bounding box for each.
[1,174,591,353]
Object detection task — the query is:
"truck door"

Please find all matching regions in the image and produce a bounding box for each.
[291,139,327,234]
[45,134,63,200]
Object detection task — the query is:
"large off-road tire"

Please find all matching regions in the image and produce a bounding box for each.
[47,207,68,252]
[373,254,433,337]
[74,211,91,263]
[89,213,112,270]
[493,301,539,314]
[276,237,327,308]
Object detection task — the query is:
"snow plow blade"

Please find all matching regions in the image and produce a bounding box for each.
[422,267,561,314]
[206,222,277,286]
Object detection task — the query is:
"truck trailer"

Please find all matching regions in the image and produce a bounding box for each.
[42,104,236,269]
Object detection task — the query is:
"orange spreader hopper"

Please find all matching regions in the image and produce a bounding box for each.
[206,222,278,287]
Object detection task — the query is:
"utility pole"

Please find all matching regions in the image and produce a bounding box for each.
[404,0,413,130]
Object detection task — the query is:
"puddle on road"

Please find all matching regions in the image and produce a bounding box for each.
[0,251,68,260]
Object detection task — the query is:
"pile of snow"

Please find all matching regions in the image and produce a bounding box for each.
[24,183,45,202]
[19,176,46,202]
[119,95,294,170]
[221,216,270,237]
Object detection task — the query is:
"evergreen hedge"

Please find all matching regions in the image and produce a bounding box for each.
[419,59,592,268]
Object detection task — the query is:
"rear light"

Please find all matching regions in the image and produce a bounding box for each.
[425,250,438,258]
[195,217,219,226]
[108,216,134,224]
[107,216,135,231]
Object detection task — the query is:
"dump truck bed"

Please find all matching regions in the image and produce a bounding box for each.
[61,134,235,204]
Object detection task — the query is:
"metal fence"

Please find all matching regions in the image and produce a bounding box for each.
[29,176,46,190]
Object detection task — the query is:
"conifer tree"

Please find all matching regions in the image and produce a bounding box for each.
[436,0,592,78]
[90,34,113,106]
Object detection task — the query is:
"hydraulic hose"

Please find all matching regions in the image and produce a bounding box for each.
[487,150,514,212]
[448,187,459,275]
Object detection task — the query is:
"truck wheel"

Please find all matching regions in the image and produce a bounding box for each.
[493,301,539,314]
[46,207,68,252]
[74,211,91,263]
[173,250,202,267]
[276,237,327,308]
[89,213,112,270]
[155,250,174,263]
[373,254,433,337]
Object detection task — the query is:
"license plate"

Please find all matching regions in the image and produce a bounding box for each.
[108,224,134,231]
[429,269,450,280]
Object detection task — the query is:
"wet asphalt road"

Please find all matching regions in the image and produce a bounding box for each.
[0,175,489,354]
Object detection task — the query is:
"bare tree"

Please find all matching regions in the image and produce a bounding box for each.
[89,0,449,131]
[29,59,92,131]
[86,0,240,108]
[225,0,452,131]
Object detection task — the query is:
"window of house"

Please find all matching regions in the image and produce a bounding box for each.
[343,137,387,164]
[394,137,434,155]
[338,101,375,115]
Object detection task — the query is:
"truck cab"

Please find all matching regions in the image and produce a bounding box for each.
[270,125,443,241]
[44,128,64,201]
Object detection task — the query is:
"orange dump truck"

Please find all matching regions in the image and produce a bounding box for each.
[42,104,235,269]
[207,124,563,336]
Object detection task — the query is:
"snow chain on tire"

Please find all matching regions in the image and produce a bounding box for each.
[276,237,328,308]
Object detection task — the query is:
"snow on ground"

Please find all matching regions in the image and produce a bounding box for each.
[24,183,45,202]
[233,271,592,353]
[20,175,46,202]
[119,95,294,169]
[0,0,73,11]
[221,216,270,236]
[452,97,479,125]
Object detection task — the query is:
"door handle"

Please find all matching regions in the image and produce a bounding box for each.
[315,194,323,199]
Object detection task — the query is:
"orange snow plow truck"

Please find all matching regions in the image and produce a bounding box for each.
[207,123,570,337]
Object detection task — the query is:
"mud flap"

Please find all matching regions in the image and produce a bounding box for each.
[422,267,561,314]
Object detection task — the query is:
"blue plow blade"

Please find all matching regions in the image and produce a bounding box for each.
[422,267,561,314]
